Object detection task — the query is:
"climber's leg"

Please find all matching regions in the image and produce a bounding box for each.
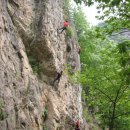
[58,27,64,30]
[60,27,66,33]
[57,27,66,33]
[57,27,63,33]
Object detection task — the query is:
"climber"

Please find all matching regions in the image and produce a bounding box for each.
[53,70,63,84]
[75,120,80,130]
[57,20,69,33]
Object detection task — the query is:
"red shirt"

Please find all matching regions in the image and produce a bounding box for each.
[63,21,69,27]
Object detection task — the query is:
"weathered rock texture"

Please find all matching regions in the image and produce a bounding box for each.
[0,0,82,130]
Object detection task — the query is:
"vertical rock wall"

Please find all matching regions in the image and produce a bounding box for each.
[0,0,83,130]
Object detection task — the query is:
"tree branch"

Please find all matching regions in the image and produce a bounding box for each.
[94,86,114,103]
[117,85,129,102]
[114,111,130,119]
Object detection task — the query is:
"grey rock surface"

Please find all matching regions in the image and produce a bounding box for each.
[0,0,83,130]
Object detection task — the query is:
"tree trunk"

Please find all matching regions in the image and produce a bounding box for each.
[109,102,116,130]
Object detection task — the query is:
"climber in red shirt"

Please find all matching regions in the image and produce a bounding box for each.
[75,120,80,130]
[57,20,69,33]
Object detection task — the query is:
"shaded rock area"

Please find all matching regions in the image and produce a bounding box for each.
[0,0,83,130]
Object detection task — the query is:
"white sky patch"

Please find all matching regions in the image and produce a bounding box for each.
[82,3,102,26]
[70,0,102,26]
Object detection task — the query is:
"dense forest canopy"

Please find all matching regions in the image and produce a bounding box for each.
[71,0,130,129]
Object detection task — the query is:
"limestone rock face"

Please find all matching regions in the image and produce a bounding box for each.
[0,0,83,130]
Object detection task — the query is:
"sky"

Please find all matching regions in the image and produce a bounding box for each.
[71,1,102,26]
[82,4,101,25]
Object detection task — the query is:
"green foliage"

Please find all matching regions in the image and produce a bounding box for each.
[66,27,74,38]
[64,64,80,84]
[83,109,93,122]
[96,0,130,29]
[74,0,122,6]
[42,125,48,130]
[74,0,130,35]
[0,101,7,120]
[0,110,7,121]
[0,101,4,109]
[42,106,48,121]
[63,0,70,17]
[73,7,130,130]
[28,55,41,74]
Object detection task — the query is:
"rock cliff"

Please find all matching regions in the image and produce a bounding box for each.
[0,0,82,130]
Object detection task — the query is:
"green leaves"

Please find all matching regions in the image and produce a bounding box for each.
[72,6,130,129]
[74,0,122,6]
[66,26,74,38]
[74,0,130,34]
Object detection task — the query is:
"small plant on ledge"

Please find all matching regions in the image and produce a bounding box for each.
[66,26,74,38]
[42,106,48,121]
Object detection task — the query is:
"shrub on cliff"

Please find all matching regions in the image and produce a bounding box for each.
[66,27,74,38]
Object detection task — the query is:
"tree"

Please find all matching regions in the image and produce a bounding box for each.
[74,0,122,6]
[72,7,130,130]
[74,0,130,33]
